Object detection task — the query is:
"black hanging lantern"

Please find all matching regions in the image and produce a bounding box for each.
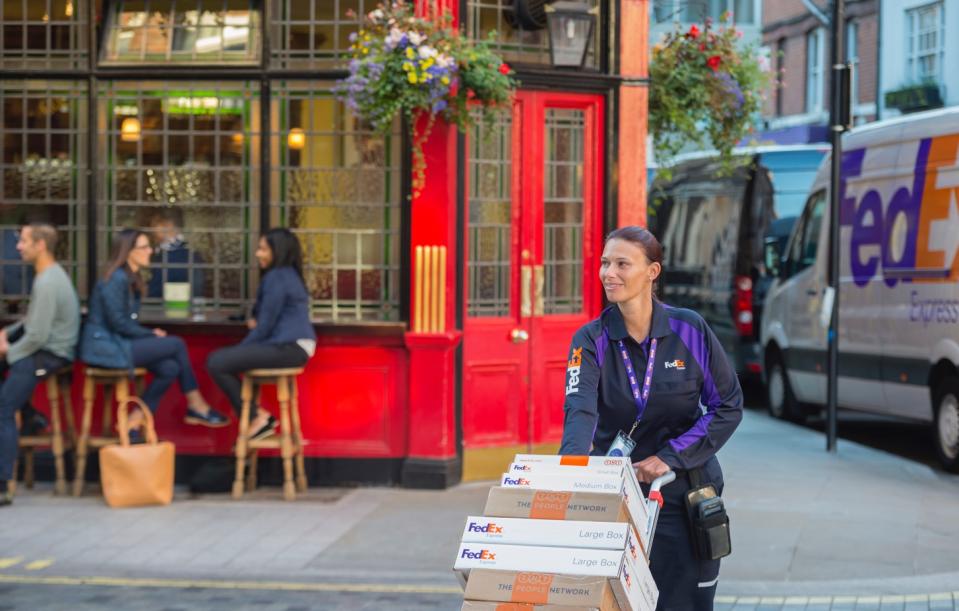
[506,0,550,30]
[546,1,596,68]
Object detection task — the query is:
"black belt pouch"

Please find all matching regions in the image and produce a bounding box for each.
[684,468,732,561]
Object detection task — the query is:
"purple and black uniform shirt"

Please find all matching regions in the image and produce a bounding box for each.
[559,300,743,472]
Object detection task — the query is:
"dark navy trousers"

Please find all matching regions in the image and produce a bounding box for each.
[644,462,723,611]
[0,351,70,482]
[130,335,199,412]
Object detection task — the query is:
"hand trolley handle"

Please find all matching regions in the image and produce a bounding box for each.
[644,471,676,557]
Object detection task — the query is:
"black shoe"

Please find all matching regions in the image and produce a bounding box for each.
[248,415,278,441]
[20,404,49,436]
[184,407,230,428]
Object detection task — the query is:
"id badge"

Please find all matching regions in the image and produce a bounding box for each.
[606,430,636,458]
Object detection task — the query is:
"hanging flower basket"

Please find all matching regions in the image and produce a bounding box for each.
[336,1,518,197]
[649,14,772,178]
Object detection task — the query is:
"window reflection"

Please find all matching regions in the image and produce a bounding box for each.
[0,81,87,313]
[270,82,401,321]
[98,82,259,312]
[1,0,87,69]
[103,0,260,64]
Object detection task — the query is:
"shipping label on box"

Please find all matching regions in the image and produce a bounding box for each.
[454,542,627,577]
[499,472,650,556]
[618,546,659,611]
[462,600,613,611]
[500,472,624,494]
[510,455,650,553]
[461,516,631,550]
[464,569,616,607]
[484,487,629,524]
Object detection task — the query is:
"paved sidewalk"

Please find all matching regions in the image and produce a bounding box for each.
[1,409,959,608]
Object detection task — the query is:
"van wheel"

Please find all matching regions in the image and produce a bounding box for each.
[766,352,803,423]
[933,377,959,472]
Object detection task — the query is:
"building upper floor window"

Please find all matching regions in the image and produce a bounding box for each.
[101,0,261,65]
[806,27,825,113]
[846,20,858,107]
[907,1,944,84]
[653,0,755,25]
[1,0,88,70]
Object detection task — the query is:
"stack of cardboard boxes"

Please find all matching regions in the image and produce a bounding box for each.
[453,455,659,611]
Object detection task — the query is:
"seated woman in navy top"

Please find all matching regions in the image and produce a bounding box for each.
[81,229,229,432]
[207,228,316,441]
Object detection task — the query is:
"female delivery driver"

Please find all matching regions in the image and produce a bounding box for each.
[559,226,743,610]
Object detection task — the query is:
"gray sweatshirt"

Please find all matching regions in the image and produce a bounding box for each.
[4,263,80,364]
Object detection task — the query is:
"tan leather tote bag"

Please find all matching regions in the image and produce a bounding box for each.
[99,397,175,508]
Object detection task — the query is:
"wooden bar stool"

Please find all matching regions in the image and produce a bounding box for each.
[72,367,147,497]
[10,364,76,496]
[232,368,307,501]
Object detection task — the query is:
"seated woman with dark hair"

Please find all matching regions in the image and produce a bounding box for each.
[207,228,316,441]
[80,229,229,433]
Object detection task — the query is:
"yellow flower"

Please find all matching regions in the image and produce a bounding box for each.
[408,72,418,84]
[406,47,416,60]
[441,76,449,85]
[402,62,412,71]
[422,57,434,69]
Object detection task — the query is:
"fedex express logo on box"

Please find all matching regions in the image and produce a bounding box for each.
[503,477,531,486]
[510,464,532,471]
[467,522,504,534]
[841,135,959,288]
[460,548,496,560]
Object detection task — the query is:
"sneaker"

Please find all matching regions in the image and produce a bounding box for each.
[184,407,230,428]
[0,489,11,507]
[248,415,278,441]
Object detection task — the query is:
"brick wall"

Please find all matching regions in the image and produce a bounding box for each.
[761,0,878,123]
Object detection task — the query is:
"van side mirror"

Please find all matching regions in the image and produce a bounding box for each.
[764,240,783,278]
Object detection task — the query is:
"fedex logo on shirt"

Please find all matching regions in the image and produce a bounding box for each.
[566,346,583,396]
[841,134,959,287]
[664,359,685,370]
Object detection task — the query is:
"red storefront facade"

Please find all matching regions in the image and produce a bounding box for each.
[0,0,651,488]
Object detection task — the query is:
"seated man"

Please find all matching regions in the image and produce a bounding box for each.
[145,207,205,302]
[0,223,80,506]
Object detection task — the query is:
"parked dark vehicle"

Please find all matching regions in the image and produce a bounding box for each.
[647,146,827,380]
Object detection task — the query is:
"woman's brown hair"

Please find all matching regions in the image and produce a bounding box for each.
[605,226,664,266]
[103,228,147,296]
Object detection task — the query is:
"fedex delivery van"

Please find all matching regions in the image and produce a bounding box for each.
[760,107,959,471]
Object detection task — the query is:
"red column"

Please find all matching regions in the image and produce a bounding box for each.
[403,0,463,488]
[618,0,651,228]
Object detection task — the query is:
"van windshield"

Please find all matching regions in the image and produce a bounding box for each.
[758,150,826,219]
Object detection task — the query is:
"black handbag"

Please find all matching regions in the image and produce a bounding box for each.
[684,468,732,561]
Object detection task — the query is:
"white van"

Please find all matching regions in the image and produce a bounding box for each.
[760,107,959,471]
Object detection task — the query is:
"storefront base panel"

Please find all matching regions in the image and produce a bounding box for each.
[26,452,410,489]
[400,456,462,489]
[462,443,561,482]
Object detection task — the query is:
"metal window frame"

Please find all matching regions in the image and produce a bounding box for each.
[0,0,413,325]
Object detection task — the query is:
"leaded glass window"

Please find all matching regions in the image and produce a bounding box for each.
[1,0,88,70]
[543,108,584,314]
[102,0,261,65]
[467,112,512,318]
[1,80,87,312]
[467,0,601,69]
[270,0,373,69]
[270,81,401,322]
[97,81,260,312]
